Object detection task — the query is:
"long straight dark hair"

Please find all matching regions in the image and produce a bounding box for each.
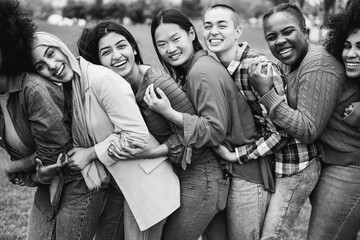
[151,9,203,84]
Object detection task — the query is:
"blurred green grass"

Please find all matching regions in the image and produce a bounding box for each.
[0,21,357,240]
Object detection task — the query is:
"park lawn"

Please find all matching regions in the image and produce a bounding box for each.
[0,21,356,240]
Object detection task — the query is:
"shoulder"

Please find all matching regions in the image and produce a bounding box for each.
[144,66,172,83]
[22,73,62,97]
[303,44,344,75]
[190,54,228,76]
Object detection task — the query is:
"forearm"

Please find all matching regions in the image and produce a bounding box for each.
[162,108,184,129]
[236,131,287,163]
[6,153,37,173]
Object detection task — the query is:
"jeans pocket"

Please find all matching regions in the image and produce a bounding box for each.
[216,178,230,211]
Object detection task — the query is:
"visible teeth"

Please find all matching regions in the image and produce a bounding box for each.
[279,48,292,54]
[56,64,64,76]
[170,53,181,60]
[210,39,222,44]
[346,62,360,67]
[113,60,127,67]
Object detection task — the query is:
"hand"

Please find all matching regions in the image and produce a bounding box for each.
[36,153,68,183]
[108,140,152,160]
[343,104,353,118]
[4,163,25,186]
[249,61,274,97]
[212,145,237,163]
[144,83,172,116]
[67,147,96,171]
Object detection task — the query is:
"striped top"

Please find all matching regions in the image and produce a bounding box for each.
[136,66,215,166]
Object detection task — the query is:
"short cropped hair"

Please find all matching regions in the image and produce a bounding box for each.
[204,4,241,27]
[263,3,307,32]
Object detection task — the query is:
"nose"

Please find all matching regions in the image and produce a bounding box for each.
[210,26,219,35]
[275,35,286,46]
[167,42,177,53]
[346,46,358,58]
[112,49,122,59]
[47,59,57,71]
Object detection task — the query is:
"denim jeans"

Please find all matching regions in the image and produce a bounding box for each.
[95,180,124,240]
[161,159,230,240]
[124,200,166,240]
[226,178,270,240]
[261,158,321,240]
[307,163,360,240]
[26,180,108,240]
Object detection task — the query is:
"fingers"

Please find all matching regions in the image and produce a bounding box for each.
[266,63,273,78]
[67,148,77,157]
[148,83,157,99]
[156,87,166,99]
[36,158,43,170]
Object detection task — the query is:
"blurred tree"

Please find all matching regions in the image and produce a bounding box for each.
[323,0,336,20]
[182,0,203,19]
[88,0,104,19]
[102,2,127,20]
[127,0,146,24]
[62,0,87,19]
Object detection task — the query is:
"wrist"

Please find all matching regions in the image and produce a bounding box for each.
[89,147,97,161]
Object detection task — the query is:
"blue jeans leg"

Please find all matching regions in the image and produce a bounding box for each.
[307,163,360,240]
[124,200,165,240]
[26,203,56,240]
[261,158,321,240]
[226,178,270,240]
[202,210,229,240]
[161,159,230,240]
[26,180,108,240]
[55,187,108,240]
[95,180,125,240]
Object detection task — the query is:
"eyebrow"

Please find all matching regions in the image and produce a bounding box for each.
[204,20,228,25]
[99,39,126,52]
[44,46,51,57]
[156,32,181,43]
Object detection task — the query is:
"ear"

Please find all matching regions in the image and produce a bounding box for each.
[134,49,137,55]
[235,26,243,40]
[189,26,196,41]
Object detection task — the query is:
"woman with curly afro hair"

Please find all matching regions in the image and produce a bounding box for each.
[306,1,360,239]
[0,0,109,239]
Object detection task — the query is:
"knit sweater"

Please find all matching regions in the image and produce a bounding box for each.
[260,44,346,145]
[319,77,360,166]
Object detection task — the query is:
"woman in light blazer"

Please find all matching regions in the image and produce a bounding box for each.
[30,31,180,239]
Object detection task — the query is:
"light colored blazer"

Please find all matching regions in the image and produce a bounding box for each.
[78,57,180,230]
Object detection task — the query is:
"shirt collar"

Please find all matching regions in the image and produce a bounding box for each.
[7,73,25,93]
[227,42,250,75]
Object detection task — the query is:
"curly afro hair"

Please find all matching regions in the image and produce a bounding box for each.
[0,0,36,75]
[322,0,360,63]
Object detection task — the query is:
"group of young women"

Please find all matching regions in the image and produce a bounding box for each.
[1,0,359,239]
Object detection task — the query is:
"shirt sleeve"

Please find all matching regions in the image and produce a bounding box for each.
[237,65,288,163]
[151,68,196,162]
[180,62,230,148]
[26,78,71,167]
[91,68,149,166]
[259,69,343,144]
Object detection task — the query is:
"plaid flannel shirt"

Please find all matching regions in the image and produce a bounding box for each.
[227,43,319,177]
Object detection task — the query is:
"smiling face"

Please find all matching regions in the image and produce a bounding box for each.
[263,11,309,66]
[342,29,360,79]
[203,7,242,56]
[98,32,136,79]
[154,23,195,67]
[32,45,74,83]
